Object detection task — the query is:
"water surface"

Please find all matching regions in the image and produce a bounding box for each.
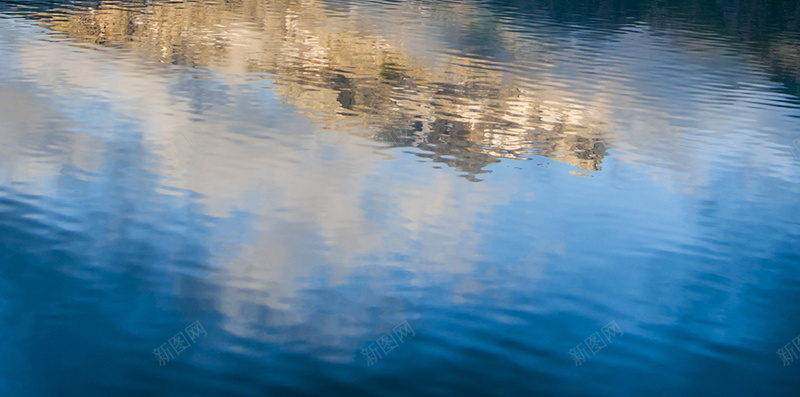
[1,0,800,396]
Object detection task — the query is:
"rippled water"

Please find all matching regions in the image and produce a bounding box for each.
[1,0,799,395]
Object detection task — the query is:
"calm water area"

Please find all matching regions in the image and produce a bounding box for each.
[1,0,799,395]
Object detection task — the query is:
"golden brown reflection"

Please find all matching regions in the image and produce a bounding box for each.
[34,0,609,177]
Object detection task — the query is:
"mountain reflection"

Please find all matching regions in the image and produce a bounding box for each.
[6,0,798,178]
[23,0,610,178]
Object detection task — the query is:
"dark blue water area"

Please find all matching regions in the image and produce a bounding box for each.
[1,0,800,396]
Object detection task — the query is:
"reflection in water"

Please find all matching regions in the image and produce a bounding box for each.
[16,0,800,178]
[1,0,800,396]
[25,0,612,177]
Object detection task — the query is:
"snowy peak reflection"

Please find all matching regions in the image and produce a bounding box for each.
[25,0,609,177]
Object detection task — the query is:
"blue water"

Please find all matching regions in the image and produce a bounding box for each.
[1,0,799,395]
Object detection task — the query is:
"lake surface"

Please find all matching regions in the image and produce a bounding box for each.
[1,0,799,395]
